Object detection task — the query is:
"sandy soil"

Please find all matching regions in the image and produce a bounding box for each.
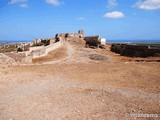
[0,40,160,120]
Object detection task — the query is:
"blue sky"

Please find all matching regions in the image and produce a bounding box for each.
[0,0,160,41]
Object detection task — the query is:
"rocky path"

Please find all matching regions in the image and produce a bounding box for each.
[42,42,74,64]
[43,41,111,64]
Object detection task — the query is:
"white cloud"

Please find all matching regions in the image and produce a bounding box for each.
[135,0,160,10]
[103,11,125,19]
[19,4,28,8]
[107,0,118,8]
[8,0,27,4]
[46,0,60,6]
[78,17,85,21]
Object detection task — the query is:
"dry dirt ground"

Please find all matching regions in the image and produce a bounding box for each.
[0,40,160,120]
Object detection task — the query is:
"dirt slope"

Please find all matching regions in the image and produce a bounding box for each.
[0,40,160,120]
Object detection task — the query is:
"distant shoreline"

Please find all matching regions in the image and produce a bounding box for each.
[1,39,160,43]
[107,40,160,43]
[0,40,32,44]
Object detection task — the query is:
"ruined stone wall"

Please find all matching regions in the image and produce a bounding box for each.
[50,38,56,44]
[78,30,84,38]
[55,30,84,41]
[111,44,160,57]
[84,36,100,47]
[31,38,54,46]
[26,39,63,59]
[17,44,30,52]
[32,39,42,46]
[84,36,99,41]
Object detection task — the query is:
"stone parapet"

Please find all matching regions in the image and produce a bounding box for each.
[26,39,63,59]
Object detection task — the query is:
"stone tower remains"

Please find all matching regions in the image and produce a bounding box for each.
[78,30,84,38]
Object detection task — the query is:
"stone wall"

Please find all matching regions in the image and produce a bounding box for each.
[55,30,84,41]
[50,38,56,44]
[78,30,84,38]
[31,38,54,46]
[25,30,84,59]
[26,39,63,59]
[84,36,100,48]
[17,44,30,52]
[111,44,160,57]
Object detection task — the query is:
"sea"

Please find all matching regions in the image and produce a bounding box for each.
[107,39,160,43]
[0,40,32,44]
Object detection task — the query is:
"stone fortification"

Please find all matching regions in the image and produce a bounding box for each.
[27,39,63,59]
[111,44,160,57]
[31,38,54,47]
[55,30,84,42]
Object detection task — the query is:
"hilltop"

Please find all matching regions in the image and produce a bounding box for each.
[0,32,160,120]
